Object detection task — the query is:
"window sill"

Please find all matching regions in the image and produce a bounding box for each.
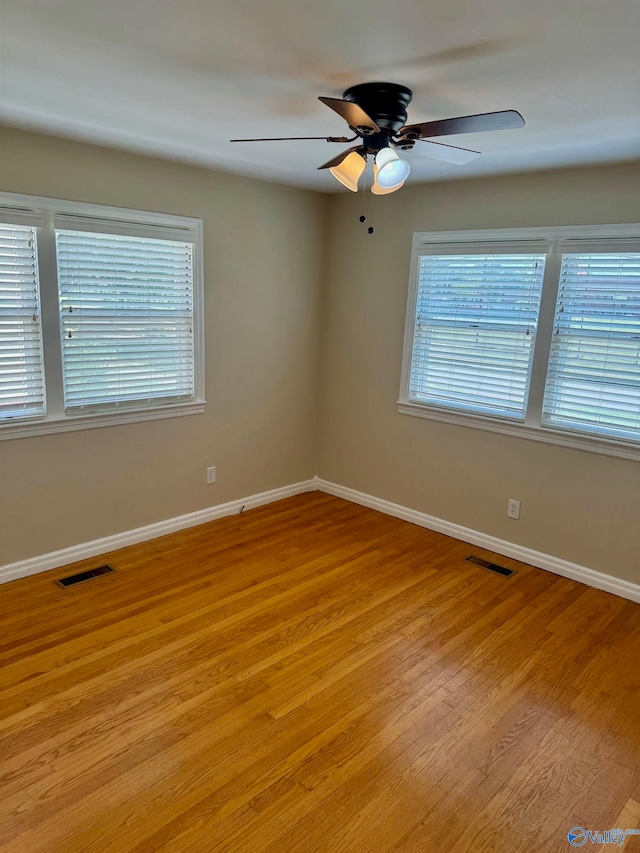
[397,401,640,462]
[0,401,206,441]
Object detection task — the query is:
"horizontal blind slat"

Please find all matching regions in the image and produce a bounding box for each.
[54,214,198,243]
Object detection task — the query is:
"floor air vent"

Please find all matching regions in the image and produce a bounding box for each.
[466,556,515,577]
[55,565,115,588]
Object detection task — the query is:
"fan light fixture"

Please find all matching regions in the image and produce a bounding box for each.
[329,151,366,192]
[328,147,410,194]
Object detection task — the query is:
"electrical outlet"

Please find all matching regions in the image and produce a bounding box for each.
[507,499,520,520]
[206,466,216,485]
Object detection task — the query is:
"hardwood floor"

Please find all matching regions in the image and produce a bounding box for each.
[1,492,639,853]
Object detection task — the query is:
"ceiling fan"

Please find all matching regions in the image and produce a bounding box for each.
[231,82,525,196]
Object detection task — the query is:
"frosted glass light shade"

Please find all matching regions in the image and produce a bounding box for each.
[377,159,410,189]
[372,164,405,195]
[374,148,397,170]
[372,179,405,195]
[330,152,366,192]
[374,148,410,189]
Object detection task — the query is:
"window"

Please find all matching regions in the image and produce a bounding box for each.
[0,193,204,440]
[543,253,640,442]
[400,227,640,460]
[408,252,545,420]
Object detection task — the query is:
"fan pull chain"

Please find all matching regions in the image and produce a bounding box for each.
[355,162,375,234]
[359,165,368,224]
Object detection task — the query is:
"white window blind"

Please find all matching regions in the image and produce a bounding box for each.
[543,253,640,441]
[56,229,195,414]
[0,222,45,422]
[408,253,546,419]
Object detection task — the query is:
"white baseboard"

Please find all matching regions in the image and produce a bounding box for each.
[0,479,316,586]
[315,478,640,605]
[4,475,638,605]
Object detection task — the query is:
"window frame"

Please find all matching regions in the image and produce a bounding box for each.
[399,225,640,462]
[0,191,205,441]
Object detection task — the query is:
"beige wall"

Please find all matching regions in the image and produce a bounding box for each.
[318,163,640,584]
[1,131,638,587]
[0,127,326,565]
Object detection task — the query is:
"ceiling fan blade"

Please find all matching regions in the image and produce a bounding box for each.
[410,139,482,165]
[230,135,351,142]
[317,146,362,171]
[402,110,525,139]
[318,97,380,132]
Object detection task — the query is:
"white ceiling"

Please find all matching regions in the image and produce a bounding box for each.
[1,0,639,191]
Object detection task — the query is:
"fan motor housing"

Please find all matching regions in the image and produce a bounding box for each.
[343,82,413,134]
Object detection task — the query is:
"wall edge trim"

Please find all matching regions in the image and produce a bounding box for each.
[315,478,640,604]
[0,479,317,585]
